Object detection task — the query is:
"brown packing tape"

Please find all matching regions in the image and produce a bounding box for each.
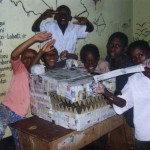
[74,108,78,114]
[89,105,93,111]
[85,107,89,113]
[78,101,82,106]
[82,100,87,105]
[81,108,85,114]
[70,107,74,113]
[92,103,95,109]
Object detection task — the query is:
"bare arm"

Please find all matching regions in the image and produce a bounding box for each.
[74,17,94,32]
[60,50,78,60]
[67,53,78,60]
[96,83,126,107]
[85,20,94,32]
[11,32,52,61]
[32,9,55,32]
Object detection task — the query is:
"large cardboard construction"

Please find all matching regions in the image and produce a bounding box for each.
[30,65,144,131]
[30,68,115,102]
[30,68,116,131]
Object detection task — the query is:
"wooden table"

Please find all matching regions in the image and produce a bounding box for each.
[10,115,126,150]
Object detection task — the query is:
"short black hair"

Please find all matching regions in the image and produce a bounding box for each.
[107,32,128,47]
[56,5,71,15]
[21,49,37,58]
[127,40,150,57]
[80,44,100,62]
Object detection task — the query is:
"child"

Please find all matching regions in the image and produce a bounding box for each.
[127,40,150,65]
[96,40,150,150]
[0,32,51,150]
[32,5,94,60]
[30,39,66,74]
[106,32,134,128]
[78,44,109,73]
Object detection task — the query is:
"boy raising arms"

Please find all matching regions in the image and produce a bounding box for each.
[32,5,94,60]
[0,32,52,150]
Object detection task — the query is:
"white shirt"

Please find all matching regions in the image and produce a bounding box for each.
[40,21,88,55]
[113,72,150,141]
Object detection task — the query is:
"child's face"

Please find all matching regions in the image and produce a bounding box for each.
[43,49,59,68]
[55,8,71,26]
[107,38,126,60]
[83,52,99,72]
[130,48,150,65]
[21,49,37,71]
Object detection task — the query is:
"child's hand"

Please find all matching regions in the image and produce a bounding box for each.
[145,59,150,68]
[95,82,105,94]
[41,39,56,53]
[73,17,88,25]
[60,50,69,60]
[34,32,52,42]
[40,9,56,19]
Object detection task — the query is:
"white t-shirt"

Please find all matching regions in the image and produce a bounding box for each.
[113,72,150,141]
[40,21,88,55]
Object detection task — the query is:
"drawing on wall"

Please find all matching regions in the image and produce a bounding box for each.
[9,0,107,35]
[122,19,131,31]
[92,0,101,8]
[79,0,89,17]
[93,13,106,35]
[10,0,41,16]
[10,0,89,17]
[134,22,150,44]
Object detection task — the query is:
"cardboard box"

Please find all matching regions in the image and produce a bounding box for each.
[30,93,53,122]
[30,68,116,131]
[49,92,116,131]
[30,68,115,102]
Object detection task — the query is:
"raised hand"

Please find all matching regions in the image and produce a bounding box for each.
[60,50,69,60]
[34,32,52,42]
[73,17,88,25]
[32,9,57,32]
[95,82,105,94]
[40,9,56,20]
[144,59,150,68]
[41,39,56,53]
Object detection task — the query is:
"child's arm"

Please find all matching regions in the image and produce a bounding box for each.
[60,50,78,60]
[74,17,94,32]
[11,32,51,61]
[32,9,55,32]
[96,83,126,107]
[29,39,56,69]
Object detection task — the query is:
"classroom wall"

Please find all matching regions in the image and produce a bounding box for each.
[0,0,132,137]
[133,0,150,44]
